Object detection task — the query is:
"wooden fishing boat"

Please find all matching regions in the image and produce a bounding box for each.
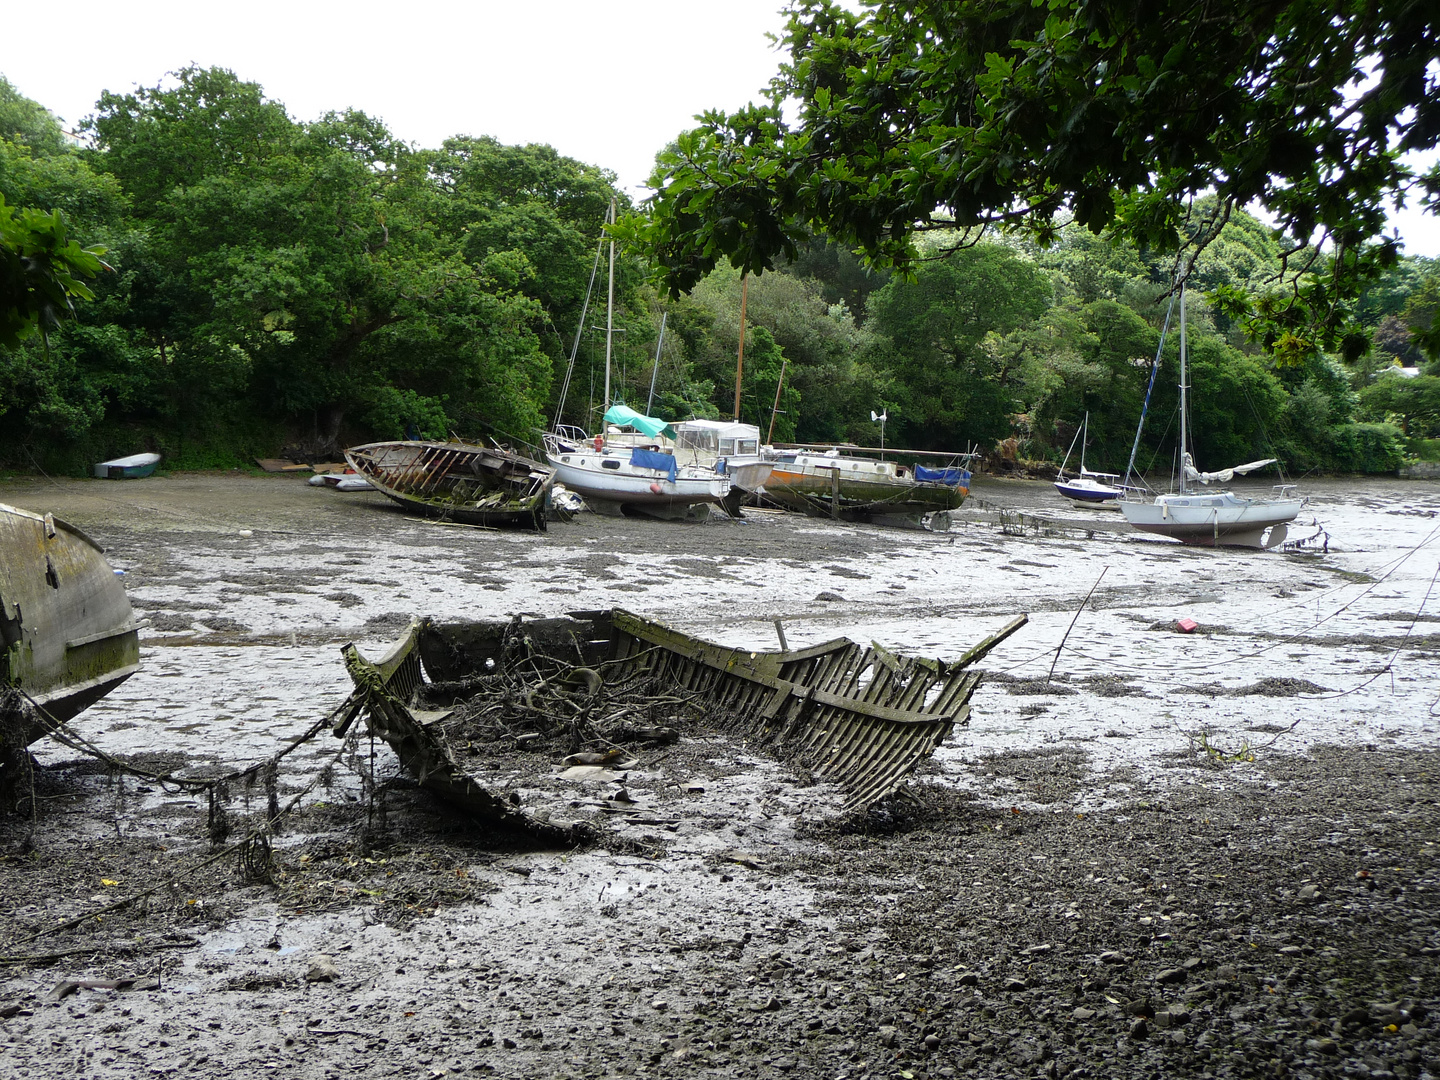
[1,502,140,746]
[338,608,1026,841]
[344,440,556,531]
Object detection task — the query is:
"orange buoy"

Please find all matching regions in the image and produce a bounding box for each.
[649,483,662,494]
[593,435,603,451]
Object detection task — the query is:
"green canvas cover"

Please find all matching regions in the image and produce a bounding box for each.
[604,405,675,440]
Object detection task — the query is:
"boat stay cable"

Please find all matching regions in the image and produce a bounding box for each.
[552,227,606,434]
[1122,287,1180,492]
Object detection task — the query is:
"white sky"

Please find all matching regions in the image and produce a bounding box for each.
[4,0,1437,257]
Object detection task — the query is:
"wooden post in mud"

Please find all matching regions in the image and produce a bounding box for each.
[830,466,840,519]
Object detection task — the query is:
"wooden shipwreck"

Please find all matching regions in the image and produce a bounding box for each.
[344,440,556,530]
[339,608,1026,843]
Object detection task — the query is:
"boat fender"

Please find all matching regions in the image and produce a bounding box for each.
[649,483,662,494]
[593,435,604,451]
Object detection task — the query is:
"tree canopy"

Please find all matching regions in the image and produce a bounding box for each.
[2,57,1436,477]
[626,0,1438,356]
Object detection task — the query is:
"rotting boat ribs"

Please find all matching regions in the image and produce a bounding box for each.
[339,608,1027,842]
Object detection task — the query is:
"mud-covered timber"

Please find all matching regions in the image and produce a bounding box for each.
[0,502,140,746]
[344,441,556,530]
[340,608,1027,841]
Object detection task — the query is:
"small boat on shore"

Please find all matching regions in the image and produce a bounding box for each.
[763,449,970,527]
[672,419,774,495]
[1055,472,1125,508]
[1054,413,1124,509]
[544,409,730,520]
[344,441,555,530]
[92,452,160,480]
[1,502,139,748]
[1119,287,1301,548]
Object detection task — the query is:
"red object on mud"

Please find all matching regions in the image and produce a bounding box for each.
[1176,618,1199,634]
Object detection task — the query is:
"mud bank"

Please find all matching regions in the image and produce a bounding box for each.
[1,472,1438,1079]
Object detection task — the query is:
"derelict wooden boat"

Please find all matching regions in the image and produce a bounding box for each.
[339,608,1026,842]
[1,502,140,746]
[344,440,556,531]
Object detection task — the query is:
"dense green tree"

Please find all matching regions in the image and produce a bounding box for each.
[0,195,107,351]
[83,68,561,452]
[783,236,889,320]
[0,74,67,155]
[627,1,1437,357]
[864,243,1053,449]
[1359,373,1440,438]
[684,264,875,442]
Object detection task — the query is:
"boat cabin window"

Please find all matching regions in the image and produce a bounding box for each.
[719,439,735,456]
[601,459,622,470]
[677,428,719,453]
[737,439,758,455]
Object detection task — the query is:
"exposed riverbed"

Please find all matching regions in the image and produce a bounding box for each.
[1,471,1437,1080]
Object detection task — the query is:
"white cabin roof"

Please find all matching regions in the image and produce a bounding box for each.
[674,419,762,440]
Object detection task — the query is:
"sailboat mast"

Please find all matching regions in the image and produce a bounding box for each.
[603,198,616,412]
[734,274,748,421]
[1079,411,1089,474]
[767,358,788,444]
[645,312,667,415]
[1178,286,1188,495]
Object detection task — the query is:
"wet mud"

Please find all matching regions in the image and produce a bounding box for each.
[1,471,1438,1079]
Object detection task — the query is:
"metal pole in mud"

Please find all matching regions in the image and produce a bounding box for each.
[1048,567,1108,683]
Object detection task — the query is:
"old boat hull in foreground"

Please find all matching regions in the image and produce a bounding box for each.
[340,608,1027,841]
[1,502,139,746]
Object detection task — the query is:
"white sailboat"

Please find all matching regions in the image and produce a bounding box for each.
[543,202,730,519]
[1053,413,1123,509]
[1120,287,1302,548]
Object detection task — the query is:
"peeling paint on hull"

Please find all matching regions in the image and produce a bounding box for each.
[1,501,139,743]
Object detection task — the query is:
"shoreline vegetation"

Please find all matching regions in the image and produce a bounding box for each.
[2,61,1438,480]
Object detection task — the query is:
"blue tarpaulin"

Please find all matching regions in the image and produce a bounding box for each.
[629,448,678,482]
[915,465,971,486]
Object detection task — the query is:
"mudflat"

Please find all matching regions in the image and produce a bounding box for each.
[1,471,1437,1080]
